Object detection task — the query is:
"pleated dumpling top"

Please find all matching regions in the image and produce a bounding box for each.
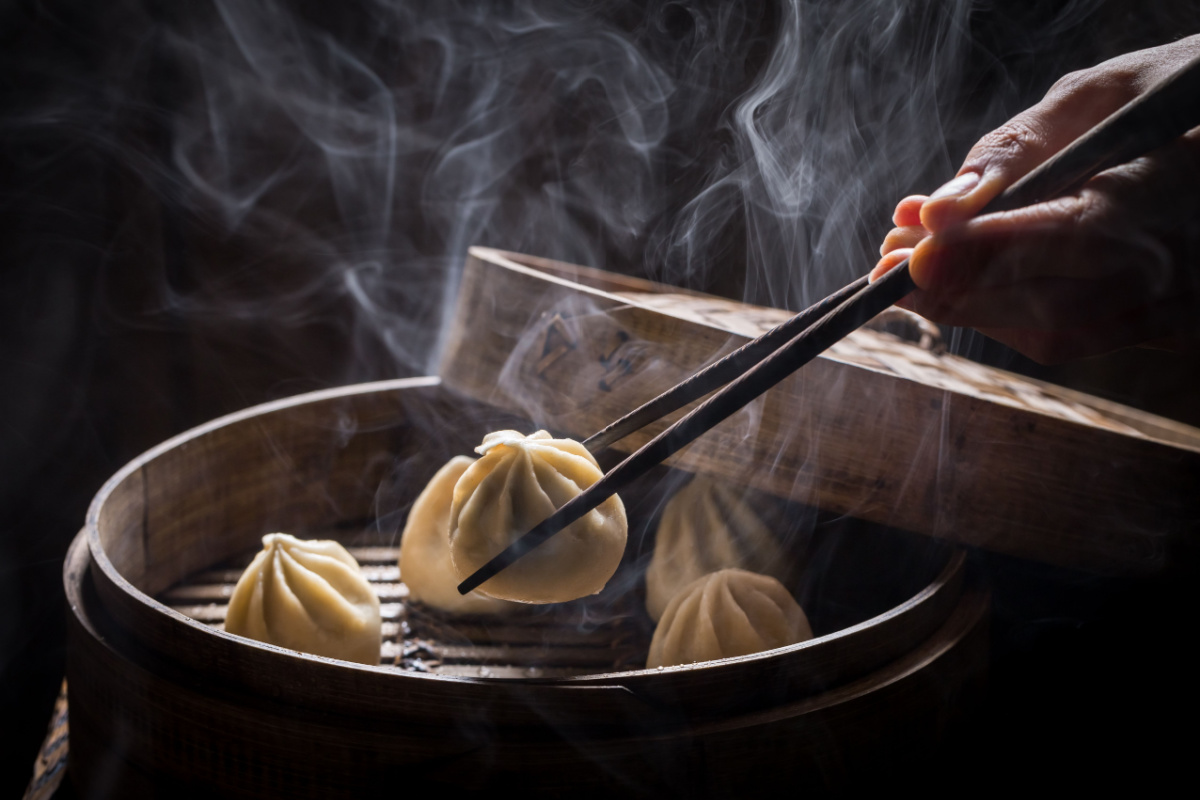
[226,533,381,665]
[448,430,628,604]
[646,568,812,668]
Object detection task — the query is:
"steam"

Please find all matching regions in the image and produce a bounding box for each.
[163,0,680,378]
[11,0,1146,546]
[651,0,977,309]
[160,0,1020,391]
[163,0,986,556]
[5,4,1197,793]
[5,0,1163,444]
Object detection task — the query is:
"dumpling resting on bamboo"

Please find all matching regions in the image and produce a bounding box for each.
[399,456,517,615]
[646,568,812,668]
[448,430,627,604]
[226,533,381,665]
[644,476,792,621]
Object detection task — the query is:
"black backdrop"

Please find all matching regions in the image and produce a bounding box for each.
[3,1,1200,795]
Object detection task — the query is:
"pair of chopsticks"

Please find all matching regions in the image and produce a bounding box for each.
[458,49,1200,596]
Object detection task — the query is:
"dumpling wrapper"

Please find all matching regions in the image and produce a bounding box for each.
[448,430,627,604]
[647,568,812,668]
[226,533,381,665]
[644,476,792,621]
[399,455,517,615]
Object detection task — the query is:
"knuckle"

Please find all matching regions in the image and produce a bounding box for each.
[1034,194,1105,234]
[1059,196,1096,230]
[972,118,1044,167]
[1046,68,1090,98]
[1045,63,1141,108]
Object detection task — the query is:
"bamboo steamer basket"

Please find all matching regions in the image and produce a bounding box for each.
[67,249,1200,795]
[444,248,1200,575]
[69,375,989,797]
[67,248,1200,795]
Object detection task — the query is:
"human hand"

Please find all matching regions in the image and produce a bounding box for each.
[872,34,1200,363]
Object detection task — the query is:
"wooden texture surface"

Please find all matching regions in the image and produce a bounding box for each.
[152,541,966,716]
[439,247,1200,575]
[68,526,988,796]
[162,543,652,678]
[22,681,67,800]
[72,377,987,795]
[84,378,964,718]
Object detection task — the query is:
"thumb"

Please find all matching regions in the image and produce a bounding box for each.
[921,70,1141,232]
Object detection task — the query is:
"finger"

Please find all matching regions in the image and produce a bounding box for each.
[870,248,926,315]
[920,73,1143,233]
[892,195,928,227]
[869,248,913,283]
[919,171,984,231]
[908,191,1170,292]
[880,225,928,256]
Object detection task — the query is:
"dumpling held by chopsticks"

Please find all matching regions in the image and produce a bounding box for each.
[448,430,627,604]
[400,455,518,615]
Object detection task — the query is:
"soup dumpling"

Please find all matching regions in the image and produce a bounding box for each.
[644,476,791,621]
[226,533,381,665]
[448,430,627,604]
[399,456,517,615]
[647,568,812,668]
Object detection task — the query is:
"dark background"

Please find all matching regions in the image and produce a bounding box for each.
[3,0,1200,795]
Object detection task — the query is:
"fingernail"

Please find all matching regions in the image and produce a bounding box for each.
[870,248,914,283]
[929,172,980,201]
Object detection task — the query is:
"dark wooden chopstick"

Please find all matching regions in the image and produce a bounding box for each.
[583,274,868,453]
[458,263,914,595]
[459,48,1200,596]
